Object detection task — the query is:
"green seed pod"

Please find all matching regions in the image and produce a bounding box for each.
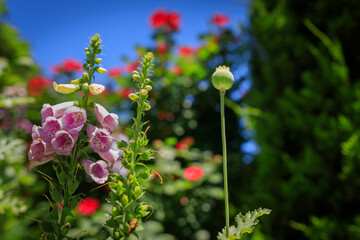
[211,65,234,91]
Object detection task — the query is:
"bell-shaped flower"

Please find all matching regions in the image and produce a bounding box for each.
[108,159,128,178]
[87,124,112,153]
[99,148,122,167]
[31,125,42,140]
[82,160,109,184]
[41,101,75,124]
[28,139,54,170]
[53,82,80,94]
[61,106,87,134]
[51,130,77,155]
[94,103,119,133]
[42,117,62,142]
[89,83,105,95]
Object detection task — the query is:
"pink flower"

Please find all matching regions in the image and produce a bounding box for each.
[51,130,77,155]
[211,13,229,27]
[109,159,128,178]
[61,106,87,134]
[108,67,122,78]
[98,148,122,167]
[183,166,204,181]
[82,160,109,184]
[87,125,113,153]
[28,139,54,170]
[77,197,100,216]
[175,141,187,151]
[41,101,75,124]
[42,117,62,142]
[94,103,119,133]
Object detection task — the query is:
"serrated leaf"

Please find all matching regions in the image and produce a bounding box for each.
[68,180,79,195]
[50,188,63,204]
[217,226,239,240]
[234,208,271,237]
[117,140,128,149]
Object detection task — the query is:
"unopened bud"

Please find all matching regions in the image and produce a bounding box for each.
[129,93,138,101]
[96,67,107,74]
[145,85,152,91]
[85,48,91,57]
[89,83,105,95]
[53,82,80,94]
[70,78,81,85]
[144,102,151,111]
[132,73,141,81]
[140,89,148,96]
[95,58,102,64]
[82,83,89,92]
[82,72,89,81]
[134,186,142,197]
[144,78,151,84]
[121,194,129,206]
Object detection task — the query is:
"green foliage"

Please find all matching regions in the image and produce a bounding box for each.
[218,208,271,240]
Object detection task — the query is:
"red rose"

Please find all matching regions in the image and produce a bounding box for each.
[108,67,122,78]
[27,76,51,96]
[62,58,82,72]
[77,197,100,216]
[178,46,194,57]
[211,13,229,27]
[157,42,167,54]
[150,8,167,28]
[166,11,181,31]
[183,166,204,181]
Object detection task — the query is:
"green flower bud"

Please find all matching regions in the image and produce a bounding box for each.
[211,65,234,91]
[140,89,148,96]
[82,72,89,81]
[96,67,107,74]
[133,73,141,81]
[143,102,151,111]
[139,171,150,180]
[112,206,121,216]
[85,48,91,57]
[144,78,151,84]
[82,83,89,92]
[145,85,152,91]
[121,194,129,206]
[95,58,102,64]
[134,185,142,197]
[70,78,81,85]
[129,93,138,101]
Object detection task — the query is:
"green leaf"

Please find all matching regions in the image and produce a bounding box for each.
[234,208,271,238]
[117,140,128,149]
[39,221,56,233]
[68,180,80,195]
[139,150,151,161]
[50,188,63,204]
[49,207,59,221]
[217,226,239,240]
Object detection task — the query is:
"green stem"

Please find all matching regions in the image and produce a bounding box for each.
[220,90,230,238]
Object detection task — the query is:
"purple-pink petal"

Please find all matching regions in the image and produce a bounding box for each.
[94,103,119,133]
[42,117,62,142]
[28,139,54,170]
[61,106,87,134]
[51,130,75,155]
[87,125,112,153]
[82,160,109,184]
[41,101,75,123]
[98,148,121,166]
[108,159,128,178]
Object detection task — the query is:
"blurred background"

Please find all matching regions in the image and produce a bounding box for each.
[1,0,360,239]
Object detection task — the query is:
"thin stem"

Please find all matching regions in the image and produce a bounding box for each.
[220,90,230,238]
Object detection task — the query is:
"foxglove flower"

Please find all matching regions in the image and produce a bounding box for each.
[108,159,128,178]
[41,101,75,123]
[82,160,109,184]
[99,148,122,167]
[53,82,80,94]
[28,139,54,170]
[61,106,87,134]
[51,130,77,155]
[89,83,105,95]
[94,103,119,133]
[42,117,62,142]
[87,124,113,153]
[31,125,43,140]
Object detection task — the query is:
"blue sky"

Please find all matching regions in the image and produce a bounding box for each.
[6,0,249,76]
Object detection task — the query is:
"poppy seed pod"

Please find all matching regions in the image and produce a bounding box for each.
[211,66,234,91]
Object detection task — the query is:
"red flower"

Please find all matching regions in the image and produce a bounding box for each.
[211,13,229,27]
[157,111,167,120]
[77,197,100,216]
[120,88,133,99]
[182,136,194,147]
[175,141,187,150]
[108,67,122,78]
[149,9,181,32]
[62,58,82,72]
[27,76,51,96]
[166,11,181,31]
[157,42,167,54]
[183,166,204,181]
[171,66,183,75]
[150,9,167,28]
[178,46,194,57]
[126,62,140,73]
